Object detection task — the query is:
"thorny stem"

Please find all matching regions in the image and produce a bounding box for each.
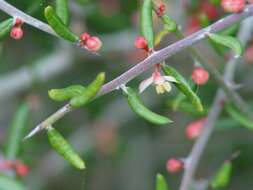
[179,17,253,190]
[2,1,251,138]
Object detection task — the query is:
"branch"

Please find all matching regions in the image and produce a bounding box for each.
[179,16,253,190]
[24,4,253,139]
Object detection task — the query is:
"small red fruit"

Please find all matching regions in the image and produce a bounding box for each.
[10,27,23,40]
[134,36,148,51]
[186,117,207,140]
[221,0,245,13]
[80,32,90,42]
[186,16,201,35]
[85,36,102,52]
[191,67,209,85]
[15,162,29,177]
[201,2,219,20]
[155,4,166,17]
[166,159,184,173]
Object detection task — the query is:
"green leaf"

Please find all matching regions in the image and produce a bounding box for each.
[44,6,79,42]
[47,127,85,170]
[161,15,177,32]
[211,161,232,189]
[124,87,172,125]
[0,18,14,41]
[162,65,204,112]
[156,174,168,190]
[55,0,70,25]
[208,33,243,56]
[141,0,154,48]
[0,176,26,190]
[225,104,253,130]
[6,102,29,160]
[70,72,105,107]
[48,85,85,102]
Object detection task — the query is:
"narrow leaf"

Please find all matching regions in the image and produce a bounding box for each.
[162,15,177,32]
[70,72,105,107]
[47,127,85,170]
[141,0,154,48]
[44,6,79,42]
[48,85,85,102]
[124,87,172,125]
[208,33,243,56]
[6,102,29,160]
[0,18,14,41]
[211,161,232,189]
[55,0,69,25]
[156,174,168,190]
[162,65,204,112]
[225,104,253,130]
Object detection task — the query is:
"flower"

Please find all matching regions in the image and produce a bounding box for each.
[139,71,177,94]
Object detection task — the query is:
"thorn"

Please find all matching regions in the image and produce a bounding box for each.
[23,125,42,141]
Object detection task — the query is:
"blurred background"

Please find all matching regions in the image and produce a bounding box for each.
[0,0,253,189]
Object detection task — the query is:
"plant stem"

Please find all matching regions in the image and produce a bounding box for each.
[21,4,253,138]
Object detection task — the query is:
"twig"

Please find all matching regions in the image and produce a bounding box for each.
[24,4,253,139]
[179,16,253,190]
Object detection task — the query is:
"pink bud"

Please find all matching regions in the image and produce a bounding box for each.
[15,18,23,26]
[80,32,90,42]
[15,161,29,177]
[10,27,23,40]
[191,67,209,85]
[85,36,102,52]
[134,36,148,51]
[155,4,166,17]
[166,159,184,173]
[221,0,245,13]
[185,117,207,140]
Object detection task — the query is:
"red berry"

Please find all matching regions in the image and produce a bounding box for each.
[221,0,245,13]
[10,27,23,40]
[186,16,201,35]
[201,2,219,20]
[15,162,29,177]
[134,36,148,50]
[80,32,90,42]
[85,36,102,52]
[191,67,209,85]
[186,117,207,140]
[166,159,183,173]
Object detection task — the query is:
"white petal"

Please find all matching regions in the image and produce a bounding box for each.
[163,82,172,92]
[164,76,178,83]
[139,76,153,93]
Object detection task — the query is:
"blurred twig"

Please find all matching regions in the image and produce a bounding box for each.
[179,17,253,190]
[25,5,253,139]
